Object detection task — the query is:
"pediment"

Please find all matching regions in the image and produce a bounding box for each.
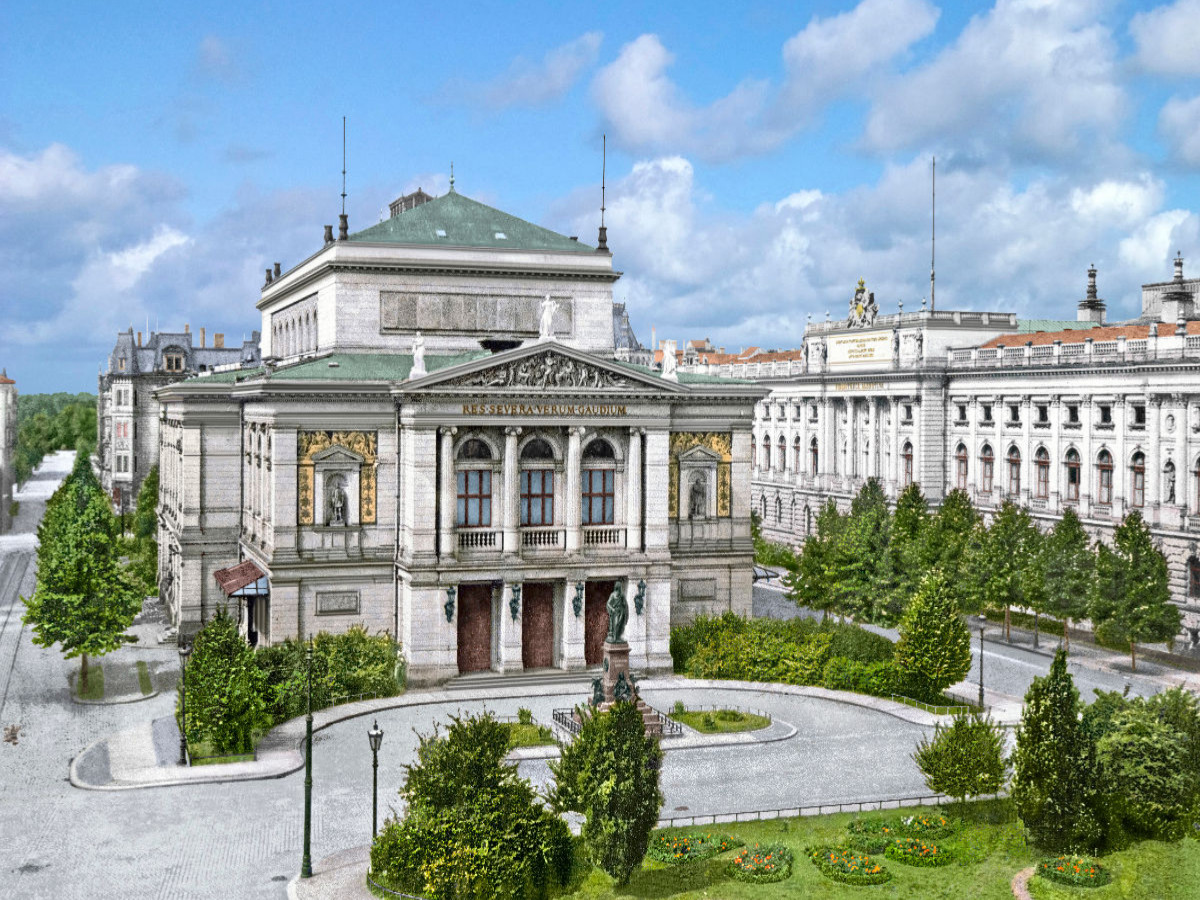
[404,342,686,394]
[679,445,722,463]
[312,444,365,465]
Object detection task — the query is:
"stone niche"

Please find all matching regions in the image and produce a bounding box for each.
[312,445,363,527]
[677,445,721,520]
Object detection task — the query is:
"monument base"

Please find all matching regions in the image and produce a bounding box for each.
[574,640,664,737]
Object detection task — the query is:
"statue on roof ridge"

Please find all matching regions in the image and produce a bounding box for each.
[847,279,879,328]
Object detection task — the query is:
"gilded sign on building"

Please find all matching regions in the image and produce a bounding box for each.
[668,432,732,518]
[297,431,378,526]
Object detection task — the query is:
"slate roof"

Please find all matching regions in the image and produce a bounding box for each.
[348,190,595,254]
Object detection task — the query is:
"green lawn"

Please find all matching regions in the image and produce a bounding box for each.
[136,660,153,695]
[187,737,258,766]
[505,721,557,748]
[551,800,1200,899]
[672,709,771,734]
[75,665,104,700]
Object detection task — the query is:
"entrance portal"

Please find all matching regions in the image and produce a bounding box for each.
[457,584,493,673]
[584,580,614,665]
[521,582,554,669]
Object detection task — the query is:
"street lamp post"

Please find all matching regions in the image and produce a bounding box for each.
[978,626,985,709]
[368,720,384,837]
[177,639,192,766]
[301,640,313,879]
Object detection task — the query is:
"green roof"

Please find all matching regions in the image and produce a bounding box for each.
[349,190,595,253]
[1018,319,1102,333]
[609,359,753,385]
[266,351,490,382]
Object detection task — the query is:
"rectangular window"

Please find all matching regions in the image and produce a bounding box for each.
[1132,405,1146,426]
[1099,466,1113,505]
[165,353,184,373]
[1067,405,1079,423]
[118,357,126,371]
[1008,459,1021,495]
[1100,404,1112,424]
[1037,405,1048,423]
[455,469,492,527]
[1132,467,1145,508]
[957,404,967,422]
[904,404,913,421]
[1066,463,1080,501]
[1009,404,1020,423]
[582,469,615,525]
[982,404,993,422]
[519,469,554,526]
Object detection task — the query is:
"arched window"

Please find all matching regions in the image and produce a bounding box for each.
[1131,451,1146,508]
[1097,450,1113,505]
[810,437,819,474]
[1035,448,1050,499]
[777,436,786,471]
[520,438,555,526]
[955,444,968,491]
[751,440,757,469]
[760,495,767,519]
[980,444,995,494]
[1065,449,1081,501]
[457,438,493,460]
[775,495,783,523]
[794,436,802,472]
[1007,447,1021,496]
[761,438,771,471]
[456,437,494,528]
[902,441,914,487]
[582,439,615,525]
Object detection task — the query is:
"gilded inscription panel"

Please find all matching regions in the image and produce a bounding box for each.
[296,431,378,526]
[668,432,732,518]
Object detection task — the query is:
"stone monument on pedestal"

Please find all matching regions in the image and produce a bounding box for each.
[582,581,664,737]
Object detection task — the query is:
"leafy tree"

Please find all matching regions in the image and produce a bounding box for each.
[180,607,270,754]
[913,712,1009,806]
[893,568,972,702]
[13,393,96,485]
[1017,523,1049,648]
[833,479,895,623]
[784,500,843,620]
[1145,686,1200,809]
[373,711,571,898]
[126,465,159,593]
[1090,511,1180,671]
[1035,509,1095,655]
[889,482,929,609]
[1096,705,1191,841]
[1011,649,1102,852]
[969,501,1038,636]
[920,489,982,609]
[550,701,664,886]
[21,458,140,693]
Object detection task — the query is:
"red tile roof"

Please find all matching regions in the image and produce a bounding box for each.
[980,320,1200,349]
[213,559,266,596]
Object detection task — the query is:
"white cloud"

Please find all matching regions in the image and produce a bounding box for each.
[447,32,603,109]
[1159,94,1200,166]
[1070,176,1163,225]
[196,35,238,83]
[1118,210,1194,272]
[1130,0,1200,76]
[592,0,938,161]
[863,0,1125,161]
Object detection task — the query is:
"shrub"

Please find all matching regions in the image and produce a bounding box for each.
[517,707,533,725]
[884,837,954,867]
[716,708,741,722]
[669,611,746,673]
[1036,855,1112,887]
[913,712,1009,805]
[702,712,716,730]
[808,846,890,885]
[894,569,972,702]
[1096,704,1192,841]
[729,842,793,884]
[822,657,897,697]
[672,700,685,717]
[646,832,740,864]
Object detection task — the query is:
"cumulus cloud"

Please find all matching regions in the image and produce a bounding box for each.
[445,32,603,109]
[551,154,1195,353]
[863,0,1125,162]
[1130,0,1200,76]
[593,0,938,161]
[1159,94,1200,166]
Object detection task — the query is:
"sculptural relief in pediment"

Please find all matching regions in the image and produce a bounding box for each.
[445,349,637,391]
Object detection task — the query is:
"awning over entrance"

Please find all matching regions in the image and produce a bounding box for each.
[214,560,269,597]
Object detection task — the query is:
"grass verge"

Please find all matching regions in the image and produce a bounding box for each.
[75,665,104,700]
[187,735,259,766]
[505,722,557,748]
[673,709,772,733]
[136,660,153,695]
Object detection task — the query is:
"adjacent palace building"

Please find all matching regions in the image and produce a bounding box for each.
[749,261,1200,641]
[155,188,763,684]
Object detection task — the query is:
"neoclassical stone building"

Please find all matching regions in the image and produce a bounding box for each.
[156,187,762,683]
[753,261,1200,638]
[0,370,15,534]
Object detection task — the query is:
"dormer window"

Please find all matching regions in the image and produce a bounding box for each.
[163,348,186,373]
[494,232,507,240]
[118,357,126,371]
[435,229,447,237]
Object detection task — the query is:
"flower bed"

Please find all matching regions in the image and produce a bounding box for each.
[808,846,891,885]
[898,813,956,838]
[728,843,794,883]
[845,818,901,854]
[1036,855,1112,887]
[885,837,955,867]
[647,832,740,864]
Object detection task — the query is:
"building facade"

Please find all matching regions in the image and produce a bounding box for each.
[97,327,260,514]
[0,370,15,534]
[156,187,762,684]
[752,263,1200,640]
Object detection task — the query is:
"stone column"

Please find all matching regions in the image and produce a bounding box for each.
[867,398,878,482]
[626,427,643,552]
[438,426,456,557]
[565,426,583,551]
[502,426,520,553]
[644,430,671,551]
[967,397,978,498]
[1050,396,1062,509]
[1081,399,1093,517]
[1021,395,1032,505]
[889,397,900,495]
[1149,395,1162,523]
[1114,397,1127,520]
[497,582,523,673]
[560,580,586,670]
[1176,396,1189,518]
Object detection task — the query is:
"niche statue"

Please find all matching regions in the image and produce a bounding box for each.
[605,581,628,644]
[328,480,348,526]
[688,474,707,519]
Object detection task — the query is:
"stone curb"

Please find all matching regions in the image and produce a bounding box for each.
[71,689,159,706]
[506,716,800,761]
[1011,865,1035,900]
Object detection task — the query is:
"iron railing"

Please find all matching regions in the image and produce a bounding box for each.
[654,792,1004,829]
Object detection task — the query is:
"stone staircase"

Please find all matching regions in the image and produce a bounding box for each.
[444,667,596,693]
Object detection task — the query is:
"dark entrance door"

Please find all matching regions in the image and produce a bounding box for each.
[522,582,554,669]
[584,580,614,665]
[457,584,493,673]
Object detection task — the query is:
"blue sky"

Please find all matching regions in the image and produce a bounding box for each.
[4,0,1200,391]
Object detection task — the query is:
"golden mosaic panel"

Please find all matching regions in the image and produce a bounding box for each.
[296,431,378,526]
[668,432,733,519]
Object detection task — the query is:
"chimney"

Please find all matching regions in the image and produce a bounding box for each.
[184,323,190,334]
[137,331,142,347]
[324,224,334,244]
[265,267,273,284]
[199,327,206,348]
[338,213,349,241]
[214,333,225,349]
[273,262,281,278]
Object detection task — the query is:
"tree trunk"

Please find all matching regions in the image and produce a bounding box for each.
[1004,606,1011,643]
[1033,612,1040,649]
[1064,618,1071,655]
[80,653,89,694]
[1130,641,1137,672]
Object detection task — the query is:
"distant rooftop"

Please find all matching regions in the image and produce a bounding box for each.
[350,189,595,254]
